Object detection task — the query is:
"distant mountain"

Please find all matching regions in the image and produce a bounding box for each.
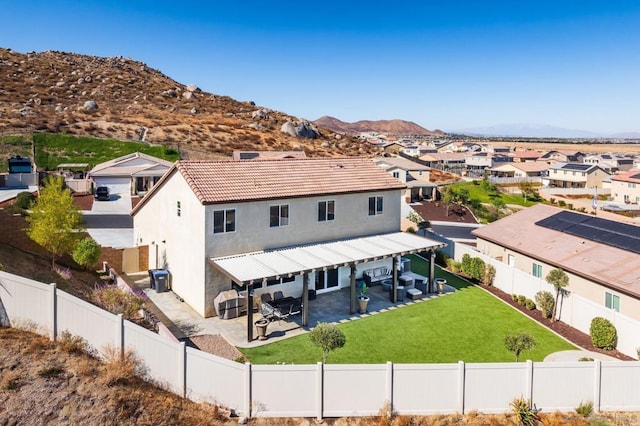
[455,123,602,139]
[314,116,443,136]
[608,132,640,139]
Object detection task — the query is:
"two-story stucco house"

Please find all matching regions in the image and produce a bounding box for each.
[610,169,640,205]
[131,158,444,340]
[543,163,610,189]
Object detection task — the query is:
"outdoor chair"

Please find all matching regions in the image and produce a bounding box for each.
[273,290,285,300]
[260,293,273,304]
[261,302,275,321]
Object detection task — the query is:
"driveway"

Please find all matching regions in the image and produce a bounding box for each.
[90,183,132,214]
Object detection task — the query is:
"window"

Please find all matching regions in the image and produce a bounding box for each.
[532,263,543,278]
[267,276,296,286]
[392,171,400,179]
[213,209,235,234]
[318,200,335,222]
[176,201,181,217]
[605,292,620,312]
[368,196,383,216]
[270,204,289,227]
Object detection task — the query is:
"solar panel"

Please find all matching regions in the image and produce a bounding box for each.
[535,210,640,255]
[630,173,640,180]
[561,163,592,171]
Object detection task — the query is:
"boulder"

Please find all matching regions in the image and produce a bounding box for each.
[252,108,269,120]
[83,100,98,111]
[182,91,196,100]
[186,83,200,92]
[280,120,318,139]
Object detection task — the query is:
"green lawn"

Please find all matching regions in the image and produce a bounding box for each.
[240,257,576,365]
[448,180,538,207]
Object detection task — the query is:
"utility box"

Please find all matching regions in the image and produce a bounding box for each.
[148,269,170,293]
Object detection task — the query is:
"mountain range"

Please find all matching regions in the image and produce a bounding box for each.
[454,123,640,139]
[313,116,443,136]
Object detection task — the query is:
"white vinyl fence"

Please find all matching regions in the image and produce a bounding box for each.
[1,270,640,418]
[454,244,640,358]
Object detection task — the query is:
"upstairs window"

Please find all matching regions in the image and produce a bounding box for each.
[176,201,181,217]
[213,209,235,234]
[270,204,289,227]
[532,263,543,278]
[605,292,620,312]
[368,196,383,216]
[318,200,335,222]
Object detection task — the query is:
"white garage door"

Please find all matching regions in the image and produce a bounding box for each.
[93,177,131,195]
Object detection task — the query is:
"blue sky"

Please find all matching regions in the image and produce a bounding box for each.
[3,1,640,134]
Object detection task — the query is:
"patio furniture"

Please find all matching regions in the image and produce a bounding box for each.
[260,293,273,304]
[273,290,285,300]
[263,296,303,322]
[391,285,406,302]
[414,277,428,294]
[406,288,422,300]
[363,266,393,286]
[381,278,392,292]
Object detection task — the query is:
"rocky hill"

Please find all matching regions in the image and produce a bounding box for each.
[0,48,377,159]
[314,116,444,137]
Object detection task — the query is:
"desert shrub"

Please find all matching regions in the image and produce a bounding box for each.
[549,197,556,204]
[517,295,526,306]
[525,299,536,310]
[590,317,617,350]
[575,400,593,417]
[100,345,147,386]
[510,396,539,426]
[535,291,555,319]
[0,371,20,391]
[14,191,36,209]
[38,365,64,378]
[567,203,574,210]
[58,330,91,355]
[91,285,145,320]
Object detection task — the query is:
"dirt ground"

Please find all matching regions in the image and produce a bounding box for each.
[411,200,478,224]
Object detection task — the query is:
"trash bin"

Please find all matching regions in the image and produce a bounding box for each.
[308,289,317,300]
[149,269,170,293]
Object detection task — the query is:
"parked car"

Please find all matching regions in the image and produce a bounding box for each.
[94,186,110,201]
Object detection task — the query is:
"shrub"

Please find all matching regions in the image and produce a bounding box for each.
[590,317,617,350]
[504,332,537,362]
[549,197,556,204]
[58,330,91,355]
[511,294,518,302]
[558,200,566,207]
[579,357,594,362]
[435,250,449,267]
[38,365,64,378]
[0,371,20,391]
[525,299,536,310]
[517,295,526,306]
[405,226,416,234]
[535,291,555,319]
[100,345,147,386]
[510,396,539,426]
[446,258,460,273]
[14,191,36,209]
[91,285,145,320]
[482,264,496,286]
[575,400,593,417]
[72,237,101,269]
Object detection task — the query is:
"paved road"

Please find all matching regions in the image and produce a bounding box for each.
[430,223,480,240]
[82,214,132,229]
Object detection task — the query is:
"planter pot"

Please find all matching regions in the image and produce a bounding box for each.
[358,296,369,314]
[435,278,447,294]
[255,318,269,340]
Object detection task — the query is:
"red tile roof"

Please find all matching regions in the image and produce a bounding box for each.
[175,157,406,205]
[611,169,640,184]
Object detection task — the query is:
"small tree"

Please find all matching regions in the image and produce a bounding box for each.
[504,332,537,362]
[440,186,457,216]
[72,237,101,270]
[535,291,555,319]
[309,322,346,364]
[518,180,535,202]
[26,176,84,268]
[546,268,569,321]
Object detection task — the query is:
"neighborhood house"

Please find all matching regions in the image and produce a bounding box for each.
[131,158,445,340]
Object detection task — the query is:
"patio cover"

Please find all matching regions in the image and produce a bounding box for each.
[210,232,446,285]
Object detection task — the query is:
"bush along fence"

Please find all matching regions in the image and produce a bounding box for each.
[1,270,640,418]
[454,244,640,358]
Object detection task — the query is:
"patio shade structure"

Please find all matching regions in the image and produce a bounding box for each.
[210,232,446,341]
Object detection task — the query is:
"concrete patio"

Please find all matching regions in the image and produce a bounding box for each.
[125,271,455,349]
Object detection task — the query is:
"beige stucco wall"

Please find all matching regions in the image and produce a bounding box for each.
[133,170,208,316]
[611,179,640,204]
[477,238,640,321]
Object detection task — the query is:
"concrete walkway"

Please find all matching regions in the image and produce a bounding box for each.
[544,350,620,362]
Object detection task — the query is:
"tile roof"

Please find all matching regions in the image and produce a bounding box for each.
[175,157,406,205]
[472,204,640,298]
[611,169,640,184]
[89,152,174,176]
[373,156,431,171]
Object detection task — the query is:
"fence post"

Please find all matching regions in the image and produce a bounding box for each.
[316,362,324,421]
[179,341,186,398]
[525,360,534,402]
[458,361,465,414]
[244,362,252,418]
[116,313,124,358]
[593,360,601,412]
[386,361,394,414]
[49,283,57,341]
